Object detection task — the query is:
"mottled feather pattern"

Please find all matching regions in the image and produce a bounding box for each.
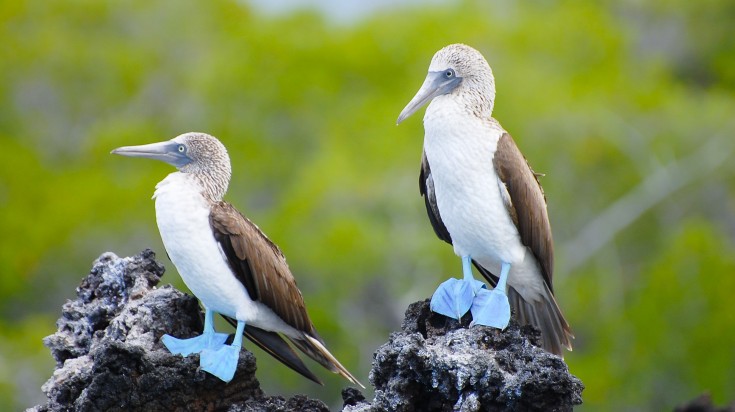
[430,44,496,120]
[173,133,232,203]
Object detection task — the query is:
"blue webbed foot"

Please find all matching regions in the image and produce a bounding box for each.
[470,288,511,329]
[470,261,512,330]
[200,319,246,383]
[162,332,229,357]
[162,308,228,356]
[430,277,486,320]
[200,344,241,383]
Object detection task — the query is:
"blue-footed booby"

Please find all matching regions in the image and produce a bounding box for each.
[397,44,573,355]
[112,132,362,385]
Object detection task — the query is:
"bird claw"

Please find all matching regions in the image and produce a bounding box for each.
[430,278,486,320]
[200,344,241,383]
[470,288,511,330]
[161,332,229,357]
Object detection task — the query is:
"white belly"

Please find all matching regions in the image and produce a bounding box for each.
[153,173,256,320]
[151,173,307,338]
[423,100,544,299]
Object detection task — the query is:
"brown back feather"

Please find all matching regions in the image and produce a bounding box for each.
[492,132,555,291]
[209,202,314,333]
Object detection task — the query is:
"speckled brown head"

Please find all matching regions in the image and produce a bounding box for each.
[397,43,496,123]
[112,132,232,202]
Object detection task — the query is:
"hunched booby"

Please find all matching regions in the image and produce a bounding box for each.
[112,132,362,385]
[397,44,573,356]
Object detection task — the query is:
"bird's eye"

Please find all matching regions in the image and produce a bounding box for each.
[178,145,185,153]
[444,69,455,78]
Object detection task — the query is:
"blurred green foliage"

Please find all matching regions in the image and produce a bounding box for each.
[1,0,734,410]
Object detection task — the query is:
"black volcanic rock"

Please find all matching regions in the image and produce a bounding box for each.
[345,300,584,412]
[675,393,735,412]
[31,250,584,411]
[30,250,327,412]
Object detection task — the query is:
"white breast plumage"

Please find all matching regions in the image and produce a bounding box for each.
[423,97,526,268]
[153,172,256,320]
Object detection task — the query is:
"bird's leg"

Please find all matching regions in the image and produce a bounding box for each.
[430,255,486,320]
[200,320,245,382]
[161,308,229,357]
[470,262,511,329]
[462,255,485,294]
[494,261,509,292]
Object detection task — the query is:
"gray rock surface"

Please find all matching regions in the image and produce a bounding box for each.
[31,250,585,411]
[30,250,328,412]
[347,300,584,412]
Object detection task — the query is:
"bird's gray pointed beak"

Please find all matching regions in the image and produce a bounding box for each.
[397,71,461,124]
[111,141,192,168]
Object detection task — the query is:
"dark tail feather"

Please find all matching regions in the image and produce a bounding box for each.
[221,315,323,385]
[472,260,573,357]
[288,334,364,388]
[507,286,573,356]
[473,259,499,286]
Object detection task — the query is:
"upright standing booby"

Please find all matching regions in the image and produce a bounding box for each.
[397,44,573,355]
[112,132,362,385]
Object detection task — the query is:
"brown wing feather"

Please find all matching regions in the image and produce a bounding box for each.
[210,202,364,384]
[209,201,312,332]
[221,315,323,385]
[492,133,554,291]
